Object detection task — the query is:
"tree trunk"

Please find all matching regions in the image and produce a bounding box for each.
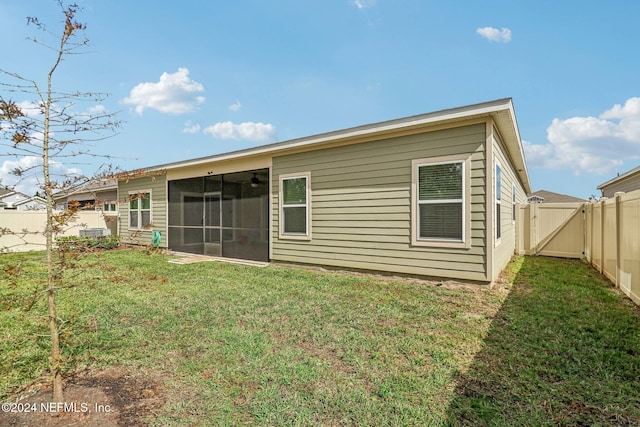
[44,52,63,402]
[46,251,63,402]
[44,169,63,402]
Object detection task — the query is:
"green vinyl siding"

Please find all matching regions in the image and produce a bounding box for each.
[118,174,167,247]
[272,123,488,282]
[600,173,640,197]
[492,127,527,280]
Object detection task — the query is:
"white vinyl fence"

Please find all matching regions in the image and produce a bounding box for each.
[0,211,109,253]
[516,202,585,258]
[517,188,640,306]
[585,190,640,305]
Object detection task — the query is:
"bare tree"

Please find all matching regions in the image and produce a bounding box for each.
[0,1,122,401]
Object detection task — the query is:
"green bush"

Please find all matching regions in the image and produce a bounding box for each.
[56,235,120,252]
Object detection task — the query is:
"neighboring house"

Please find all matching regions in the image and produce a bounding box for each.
[0,187,11,200]
[0,187,46,210]
[54,178,118,235]
[54,178,118,211]
[527,190,586,204]
[597,165,640,198]
[117,98,531,284]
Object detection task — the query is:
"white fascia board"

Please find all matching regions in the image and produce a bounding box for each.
[597,165,640,190]
[146,98,518,173]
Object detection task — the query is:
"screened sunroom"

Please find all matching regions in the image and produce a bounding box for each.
[167,168,270,262]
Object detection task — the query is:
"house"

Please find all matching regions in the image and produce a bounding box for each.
[527,190,586,204]
[116,98,530,283]
[53,178,118,235]
[0,187,46,210]
[597,165,640,198]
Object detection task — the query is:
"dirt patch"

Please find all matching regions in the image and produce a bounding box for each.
[0,367,165,427]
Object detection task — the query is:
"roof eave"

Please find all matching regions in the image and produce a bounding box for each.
[491,101,531,194]
[133,98,530,193]
[597,165,640,190]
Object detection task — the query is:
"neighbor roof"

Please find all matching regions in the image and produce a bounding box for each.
[0,187,15,197]
[528,190,586,204]
[131,98,531,193]
[53,178,118,200]
[13,196,46,207]
[597,165,640,190]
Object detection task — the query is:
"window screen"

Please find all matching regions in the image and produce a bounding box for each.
[417,162,463,240]
[282,177,307,234]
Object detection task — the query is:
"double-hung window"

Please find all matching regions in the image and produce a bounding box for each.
[129,191,151,229]
[279,172,311,239]
[412,155,470,248]
[103,201,117,213]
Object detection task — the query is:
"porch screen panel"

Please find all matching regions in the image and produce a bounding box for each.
[221,170,270,262]
[167,170,269,261]
[168,178,204,227]
[168,178,204,253]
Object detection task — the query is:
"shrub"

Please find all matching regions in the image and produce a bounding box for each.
[56,235,120,252]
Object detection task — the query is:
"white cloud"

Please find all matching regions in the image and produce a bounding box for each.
[123,68,205,115]
[182,121,201,134]
[476,26,512,43]
[0,156,82,195]
[203,121,276,142]
[86,104,107,115]
[524,97,640,175]
[353,0,375,9]
[228,100,242,112]
[16,100,42,117]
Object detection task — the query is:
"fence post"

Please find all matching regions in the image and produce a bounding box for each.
[589,203,594,263]
[585,203,591,261]
[615,192,624,289]
[515,202,520,255]
[581,202,586,259]
[599,197,606,275]
[531,202,538,255]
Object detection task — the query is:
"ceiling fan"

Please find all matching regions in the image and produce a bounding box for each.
[250,172,266,187]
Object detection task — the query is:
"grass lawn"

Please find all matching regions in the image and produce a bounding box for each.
[1,250,639,426]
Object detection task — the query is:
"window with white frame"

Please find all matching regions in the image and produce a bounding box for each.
[129,191,151,229]
[279,173,311,238]
[496,163,502,241]
[103,201,117,213]
[415,160,465,242]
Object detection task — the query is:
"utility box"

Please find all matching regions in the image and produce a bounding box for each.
[79,228,111,238]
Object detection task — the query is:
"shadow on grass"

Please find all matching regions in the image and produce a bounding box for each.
[446,256,640,426]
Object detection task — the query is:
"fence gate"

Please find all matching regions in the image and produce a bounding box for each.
[518,203,585,258]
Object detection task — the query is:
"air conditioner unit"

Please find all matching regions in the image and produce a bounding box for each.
[79,228,111,238]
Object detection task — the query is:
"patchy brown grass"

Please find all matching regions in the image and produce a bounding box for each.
[1,367,165,427]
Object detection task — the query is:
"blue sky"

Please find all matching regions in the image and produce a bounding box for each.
[1,0,639,200]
